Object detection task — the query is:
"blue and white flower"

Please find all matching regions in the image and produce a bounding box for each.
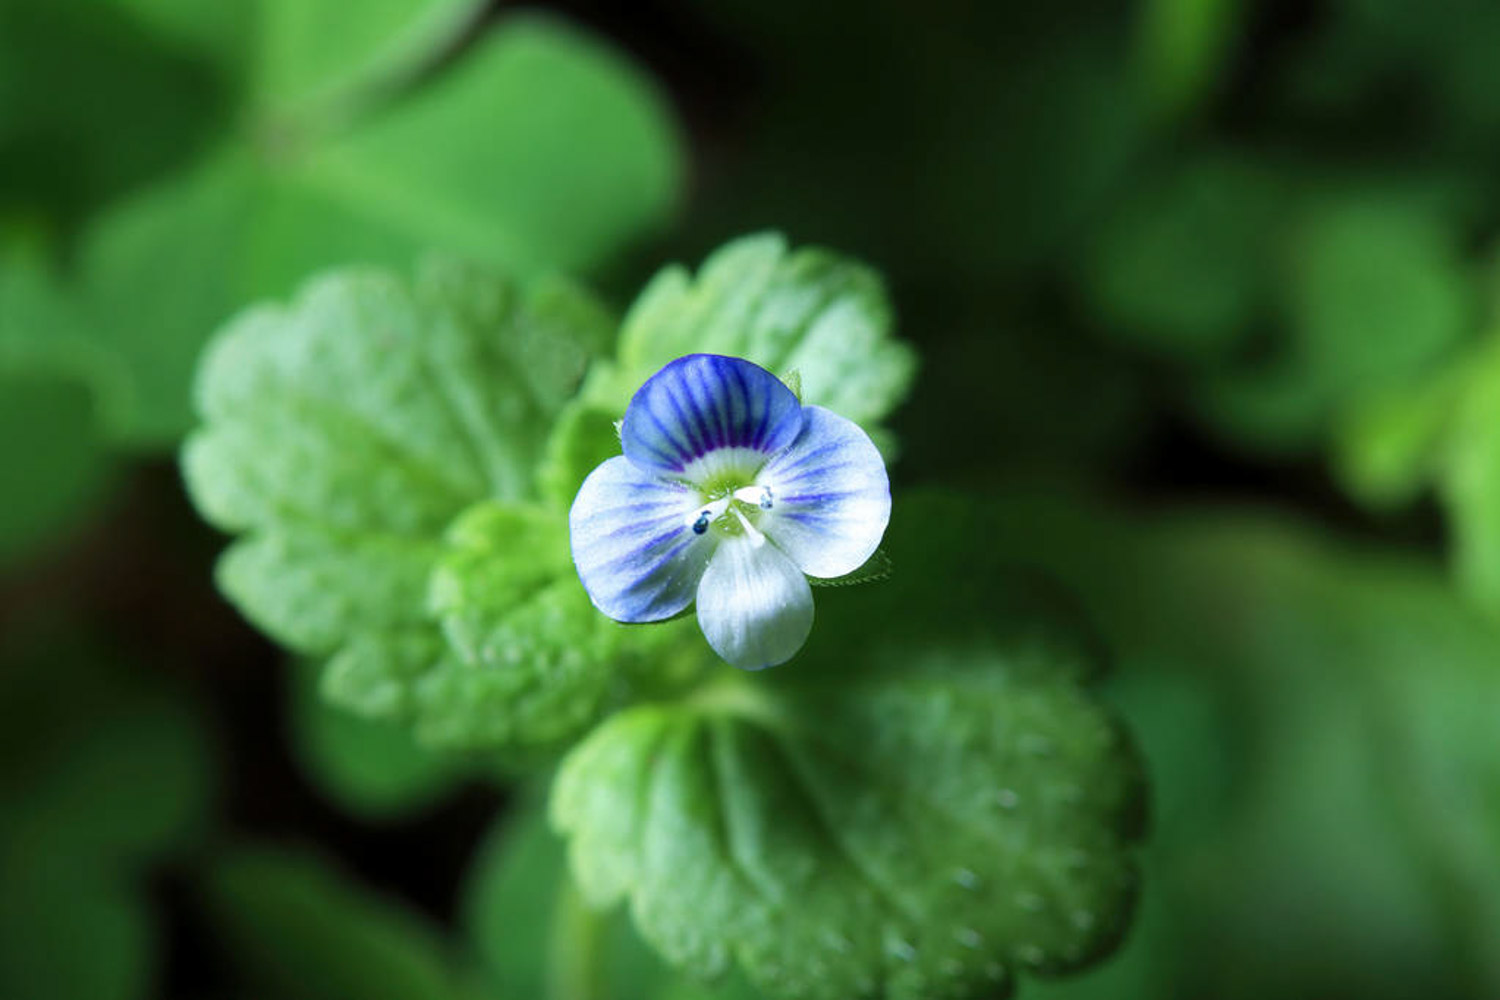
[569,354,891,670]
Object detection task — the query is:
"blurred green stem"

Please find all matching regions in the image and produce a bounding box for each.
[547,874,605,1000]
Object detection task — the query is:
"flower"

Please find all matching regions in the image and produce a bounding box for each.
[569,353,891,669]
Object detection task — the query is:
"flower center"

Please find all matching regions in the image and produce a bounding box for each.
[686,484,776,540]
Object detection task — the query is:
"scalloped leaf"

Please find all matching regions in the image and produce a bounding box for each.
[585,233,916,435]
[551,492,1144,1000]
[183,259,608,748]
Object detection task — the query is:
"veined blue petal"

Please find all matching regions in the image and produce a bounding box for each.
[621,354,802,480]
[696,536,814,670]
[753,405,891,578]
[570,456,716,622]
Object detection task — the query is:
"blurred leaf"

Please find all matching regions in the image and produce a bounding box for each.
[201,847,491,1000]
[0,858,152,1000]
[554,490,1143,1000]
[590,233,916,433]
[1082,150,1281,364]
[1135,0,1244,119]
[1441,341,1500,611]
[537,402,622,510]
[0,0,228,232]
[82,14,681,444]
[1285,198,1473,401]
[1192,188,1477,452]
[0,632,216,1000]
[299,15,682,275]
[0,372,111,566]
[0,240,121,566]
[978,490,1500,998]
[288,659,470,820]
[1333,364,1466,510]
[252,0,486,121]
[105,0,252,71]
[0,635,214,865]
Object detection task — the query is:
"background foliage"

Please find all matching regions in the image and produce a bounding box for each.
[3,1,1499,998]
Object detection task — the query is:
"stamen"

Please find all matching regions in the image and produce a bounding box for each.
[733,485,775,510]
[732,506,767,547]
[686,497,730,535]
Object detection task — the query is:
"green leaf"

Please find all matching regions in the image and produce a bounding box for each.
[591,233,917,433]
[251,0,487,121]
[1135,0,1244,119]
[1333,362,1466,511]
[200,847,491,1000]
[299,14,682,276]
[81,13,681,445]
[0,857,151,1000]
[1286,197,1474,402]
[0,631,214,865]
[183,260,607,745]
[1082,150,1281,364]
[0,0,230,228]
[463,799,761,1000]
[965,489,1500,997]
[418,502,618,751]
[0,244,121,565]
[1441,341,1500,611]
[287,658,471,820]
[552,494,1143,1000]
[553,658,1140,1000]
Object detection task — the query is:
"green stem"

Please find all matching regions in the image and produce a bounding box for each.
[547,873,606,1000]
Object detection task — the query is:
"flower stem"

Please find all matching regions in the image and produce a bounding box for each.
[547,874,606,1000]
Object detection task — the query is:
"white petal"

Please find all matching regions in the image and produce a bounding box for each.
[696,536,814,670]
[753,405,891,578]
[569,456,716,622]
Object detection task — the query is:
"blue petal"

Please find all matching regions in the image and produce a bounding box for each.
[569,456,716,622]
[621,354,803,479]
[754,405,891,578]
[696,536,814,670]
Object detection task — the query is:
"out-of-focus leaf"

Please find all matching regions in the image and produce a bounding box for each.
[251,0,486,120]
[300,15,681,276]
[1285,198,1473,402]
[1333,364,1466,510]
[0,858,152,1000]
[978,490,1500,998]
[0,241,120,566]
[0,372,111,566]
[201,847,491,1000]
[1083,151,1281,364]
[1192,190,1477,452]
[0,632,216,1000]
[590,233,916,434]
[1441,342,1500,611]
[1135,0,1243,119]
[82,14,681,445]
[287,659,470,820]
[0,0,228,230]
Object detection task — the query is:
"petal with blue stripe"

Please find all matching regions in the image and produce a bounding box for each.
[569,456,717,622]
[620,354,802,479]
[696,535,814,669]
[754,405,891,578]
